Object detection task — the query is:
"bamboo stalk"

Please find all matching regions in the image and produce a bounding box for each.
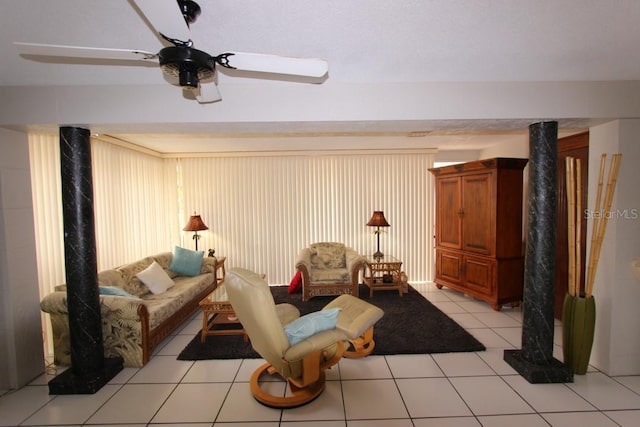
[575,158,582,297]
[592,155,607,246]
[585,154,622,297]
[585,154,607,296]
[566,156,576,296]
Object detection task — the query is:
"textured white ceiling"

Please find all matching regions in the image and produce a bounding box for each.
[3,0,640,86]
[2,0,639,151]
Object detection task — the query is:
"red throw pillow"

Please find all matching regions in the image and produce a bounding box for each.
[288,270,302,294]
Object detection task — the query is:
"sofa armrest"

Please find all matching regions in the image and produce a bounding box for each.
[40,291,68,315]
[41,291,144,321]
[296,248,312,269]
[295,248,312,283]
[201,256,218,275]
[345,248,366,273]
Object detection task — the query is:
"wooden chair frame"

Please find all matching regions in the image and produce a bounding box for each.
[249,341,345,408]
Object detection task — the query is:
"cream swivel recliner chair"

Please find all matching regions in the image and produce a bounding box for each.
[225,268,384,408]
[296,242,367,301]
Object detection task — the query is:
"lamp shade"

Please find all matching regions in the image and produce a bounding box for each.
[183,214,209,232]
[367,211,390,227]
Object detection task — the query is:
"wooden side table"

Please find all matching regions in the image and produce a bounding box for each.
[363,255,403,297]
[213,256,226,284]
[199,282,246,343]
[199,256,244,343]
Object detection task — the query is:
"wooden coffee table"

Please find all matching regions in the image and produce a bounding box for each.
[199,282,245,343]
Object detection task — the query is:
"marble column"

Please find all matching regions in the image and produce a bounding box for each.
[504,121,573,383]
[48,127,122,394]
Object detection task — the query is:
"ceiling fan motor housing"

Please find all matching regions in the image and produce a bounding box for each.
[159,45,214,88]
[177,0,201,25]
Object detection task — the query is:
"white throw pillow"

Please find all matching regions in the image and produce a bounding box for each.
[136,261,174,295]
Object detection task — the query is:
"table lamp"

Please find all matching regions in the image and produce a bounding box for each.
[367,211,390,259]
[183,213,208,251]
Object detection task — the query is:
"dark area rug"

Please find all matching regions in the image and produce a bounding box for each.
[177,284,485,360]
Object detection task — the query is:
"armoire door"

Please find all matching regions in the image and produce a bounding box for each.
[462,253,495,296]
[436,249,463,286]
[461,172,494,255]
[436,176,462,249]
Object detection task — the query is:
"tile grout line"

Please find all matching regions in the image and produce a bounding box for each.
[383,355,416,426]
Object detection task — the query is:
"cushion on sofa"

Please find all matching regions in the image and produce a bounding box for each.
[99,285,140,299]
[152,252,179,279]
[169,246,205,277]
[310,242,347,269]
[117,256,156,297]
[97,269,126,288]
[144,274,214,329]
[310,269,350,283]
[136,261,174,295]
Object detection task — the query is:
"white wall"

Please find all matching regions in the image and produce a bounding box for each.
[3,81,640,132]
[434,150,481,164]
[480,136,529,160]
[589,119,640,375]
[0,128,43,390]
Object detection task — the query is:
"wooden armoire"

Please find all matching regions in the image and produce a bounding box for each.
[429,158,528,311]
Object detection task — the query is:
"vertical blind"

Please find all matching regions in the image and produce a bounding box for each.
[29,134,65,295]
[30,134,180,286]
[91,141,180,268]
[180,153,435,284]
[31,142,435,289]
[29,134,65,357]
[29,135,180,358]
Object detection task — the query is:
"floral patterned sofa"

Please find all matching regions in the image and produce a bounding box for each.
[40,251,218,367]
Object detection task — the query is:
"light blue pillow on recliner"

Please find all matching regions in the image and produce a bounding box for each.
[284,307,341,346]
[169,246,204,277]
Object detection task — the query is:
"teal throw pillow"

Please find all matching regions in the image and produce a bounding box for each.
[284,307,341,346]
[99,285,140,299]
[169,246,205,277]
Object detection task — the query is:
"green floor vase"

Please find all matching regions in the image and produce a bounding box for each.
[562,293,596,375]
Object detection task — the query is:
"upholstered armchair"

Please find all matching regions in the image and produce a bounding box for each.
[296,242,366,301]
[225,268,384,408]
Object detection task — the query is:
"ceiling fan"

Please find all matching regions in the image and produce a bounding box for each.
[14,0,329,103]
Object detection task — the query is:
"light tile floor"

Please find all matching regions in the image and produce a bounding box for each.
[2,283,640,426]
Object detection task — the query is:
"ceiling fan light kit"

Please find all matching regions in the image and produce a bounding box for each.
[14,0,328,103]
[159,45,214,88]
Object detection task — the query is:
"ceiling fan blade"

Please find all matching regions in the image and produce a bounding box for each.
[14,42,158,62]
[132,0,191,43]
[221,52,329,78]
[195,83,222,104]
